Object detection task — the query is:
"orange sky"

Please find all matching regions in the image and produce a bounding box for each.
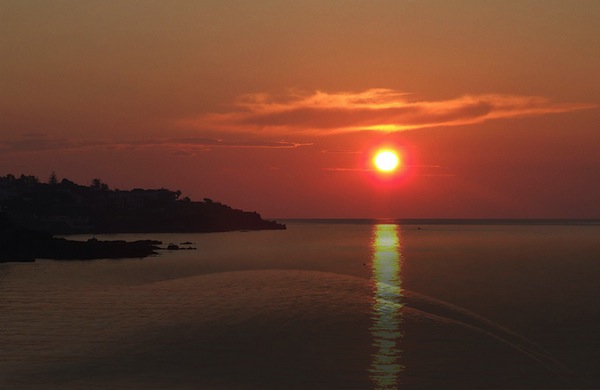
[2,0,599,218]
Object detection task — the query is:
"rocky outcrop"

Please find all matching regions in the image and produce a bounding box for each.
[0,226,161,263]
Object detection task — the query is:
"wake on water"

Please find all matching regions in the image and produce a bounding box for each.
[2,269,585,389]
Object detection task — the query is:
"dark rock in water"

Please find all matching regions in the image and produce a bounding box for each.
[0,216,161,262]
[42,238,162,260]
[165,243,196,251]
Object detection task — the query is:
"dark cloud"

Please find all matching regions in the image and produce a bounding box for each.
[0,135,72,152]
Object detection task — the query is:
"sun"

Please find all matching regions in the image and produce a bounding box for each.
[374,150,400,172]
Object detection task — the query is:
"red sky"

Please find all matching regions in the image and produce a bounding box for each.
[2,1,599,218]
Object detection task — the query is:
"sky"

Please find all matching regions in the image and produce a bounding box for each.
[1,0,599,219]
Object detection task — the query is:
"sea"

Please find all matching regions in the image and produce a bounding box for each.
[1,220,600,389]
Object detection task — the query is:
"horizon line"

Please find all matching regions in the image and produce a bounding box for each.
[271,218,600,225]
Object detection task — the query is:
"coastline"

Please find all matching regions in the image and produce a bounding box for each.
[0,227,162,263]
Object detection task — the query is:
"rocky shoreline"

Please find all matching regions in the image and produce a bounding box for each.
[0,227,163,263]
[0,174,286,262]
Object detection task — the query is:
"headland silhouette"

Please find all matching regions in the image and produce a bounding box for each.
[0,173,285,262]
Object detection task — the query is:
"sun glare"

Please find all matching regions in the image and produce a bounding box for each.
[374,150,400,172]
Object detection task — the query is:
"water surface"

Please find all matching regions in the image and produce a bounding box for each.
[1,221,599,388]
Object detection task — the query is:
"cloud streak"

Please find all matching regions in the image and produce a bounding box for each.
[322,163,454,177]
[0,134,311,154]
[180,89,598,134]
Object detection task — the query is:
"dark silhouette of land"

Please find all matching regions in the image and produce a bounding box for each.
[0,173,285,262]
[0,221,161,262]
[0,174,285,234]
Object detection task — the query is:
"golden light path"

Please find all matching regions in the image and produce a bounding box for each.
[369,223,404,389]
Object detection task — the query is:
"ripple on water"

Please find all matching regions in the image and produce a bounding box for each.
[0,269,582,389]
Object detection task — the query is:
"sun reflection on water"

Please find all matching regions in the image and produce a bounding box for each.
[369,223,404,389]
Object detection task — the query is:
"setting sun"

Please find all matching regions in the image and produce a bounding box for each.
[374,150,400,172]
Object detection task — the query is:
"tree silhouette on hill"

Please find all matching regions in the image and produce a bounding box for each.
[0,174,285,234]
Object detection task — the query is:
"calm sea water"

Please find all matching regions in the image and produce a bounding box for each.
[1,221,600,389]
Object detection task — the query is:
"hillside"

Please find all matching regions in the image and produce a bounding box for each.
[0,174,285,234]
